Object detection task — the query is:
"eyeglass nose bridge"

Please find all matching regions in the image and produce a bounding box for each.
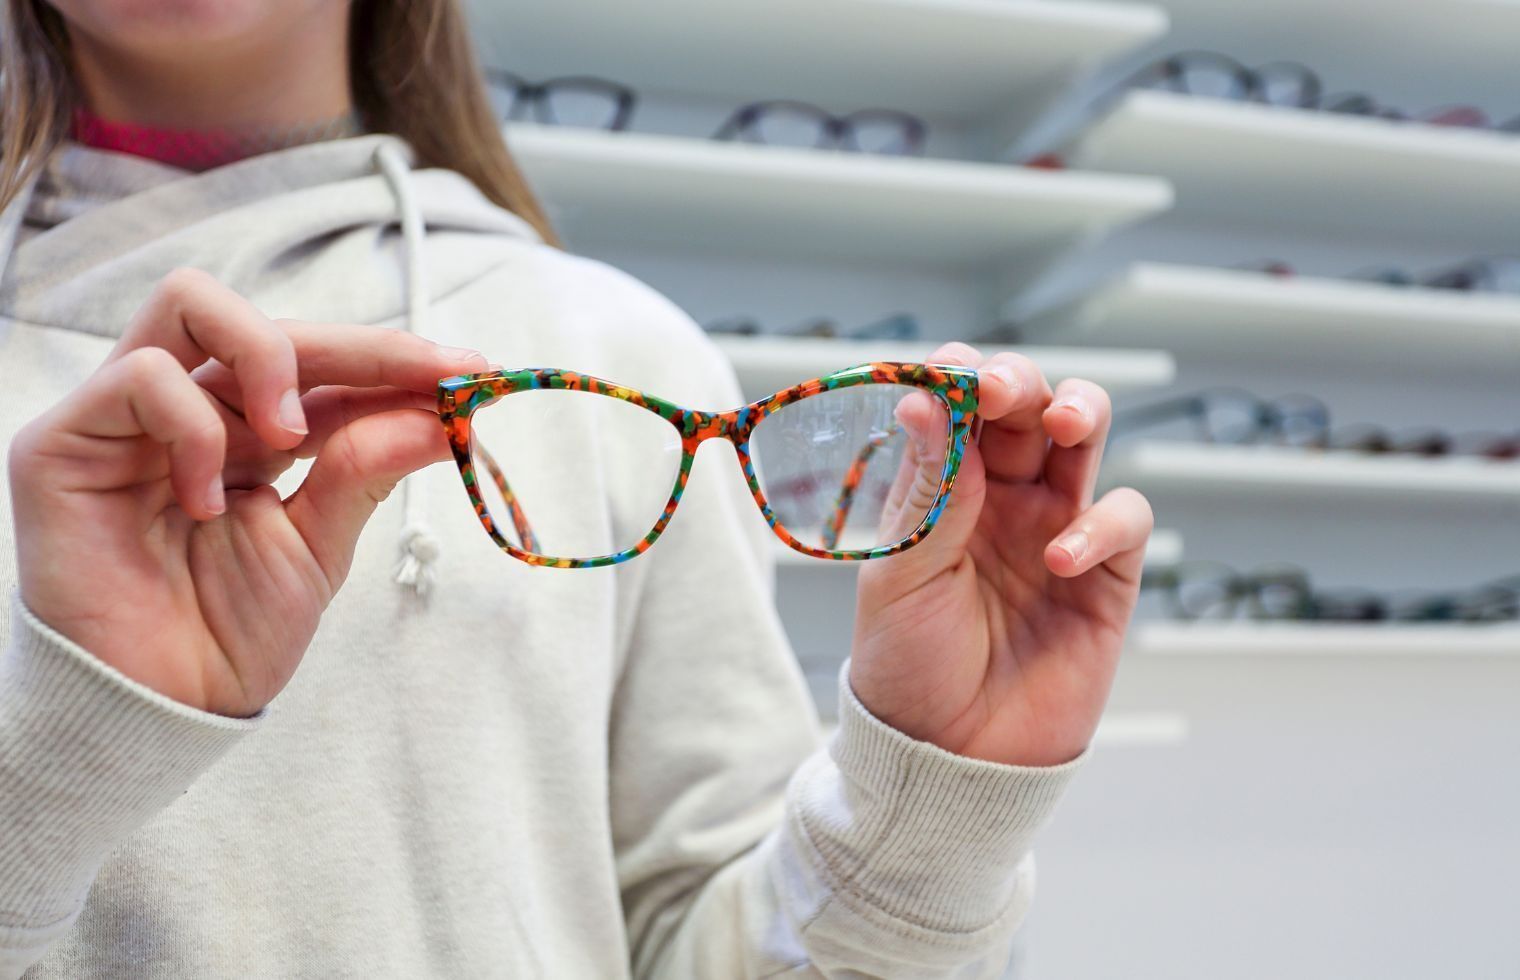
[674,406,759,452]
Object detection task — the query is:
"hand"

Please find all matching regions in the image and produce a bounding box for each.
[8,269,487,717]
[849,344,1153,767]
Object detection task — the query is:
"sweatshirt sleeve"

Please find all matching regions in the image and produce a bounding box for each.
[609,336,1083,978]
[0,594,258,978]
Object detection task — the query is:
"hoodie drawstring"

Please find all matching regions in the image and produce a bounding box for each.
[375,143,441,596]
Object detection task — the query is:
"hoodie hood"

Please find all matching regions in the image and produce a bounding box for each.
[0,134,539,337]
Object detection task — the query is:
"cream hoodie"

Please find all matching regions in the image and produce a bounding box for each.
[0,136,1080,978]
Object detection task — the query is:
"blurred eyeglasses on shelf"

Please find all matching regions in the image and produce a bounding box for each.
[485,70,637,131]
[713,100,927,156]
[1236,256,1520,295]
[1141,562,1520,624]
[1122,51,1322,108]
[1115,388,1519,461]
[703,313,920,342]
[1349,256,1520,294]
[1113,50,1520,133]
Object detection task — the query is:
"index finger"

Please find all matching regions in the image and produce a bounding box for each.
[193,321,489,413]
[277,320,489,393]
[926,344,1054,485]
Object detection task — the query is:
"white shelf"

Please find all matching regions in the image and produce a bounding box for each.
[1129,623,1520,657]
[1093,710,1189,747]
[711,335,1176,397]
[1025,263,1520,376]
[473,0,1167,136]
[1068,90,1520,248]
[774,527,1183,570]
[1104,442,1520,504]
[508,126,1172,278]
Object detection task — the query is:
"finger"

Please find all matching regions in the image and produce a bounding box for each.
[283,409,452,588]
[218,387,438,489]
[876,390,952,541]
[1041,378,1113,507]
[107,268,306,451]
[55,347,228,520]
[1044,487,1154,583]
[191,322,487,412]
[969,351,1055,484]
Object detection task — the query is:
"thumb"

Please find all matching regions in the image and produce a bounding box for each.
[871,391,986,573]
[283,409,451,589]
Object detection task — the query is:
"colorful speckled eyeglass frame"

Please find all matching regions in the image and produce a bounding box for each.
[437,362,980,568]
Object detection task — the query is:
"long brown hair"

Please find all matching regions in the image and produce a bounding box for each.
[0,0,557,244]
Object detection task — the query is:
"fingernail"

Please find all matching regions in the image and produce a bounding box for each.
[986,364,1022,394]
[277,388,308,435]
[439,345,486,364]
[1054,393,1092,420]
[205,475,226,515]
[1055,530,1089,564]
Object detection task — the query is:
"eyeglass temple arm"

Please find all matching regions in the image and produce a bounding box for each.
[820,420,904,551]
[474,443,541,554]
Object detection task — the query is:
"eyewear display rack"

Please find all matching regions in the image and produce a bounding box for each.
[1024,261,1520,376]
[470,1,1520,975]
[1002,3,1520,977]
[470,0,1183,714]
[1066,90,1520,249]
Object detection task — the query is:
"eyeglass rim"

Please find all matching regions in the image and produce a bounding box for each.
[438,361,980,568]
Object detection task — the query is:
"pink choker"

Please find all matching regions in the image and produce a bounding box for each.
[71,108,363,171]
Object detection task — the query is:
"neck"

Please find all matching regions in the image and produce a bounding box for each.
[67,8,353,130]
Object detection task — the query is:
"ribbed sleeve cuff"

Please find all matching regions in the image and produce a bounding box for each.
[792,661,1083,936]
[0,594,259,928]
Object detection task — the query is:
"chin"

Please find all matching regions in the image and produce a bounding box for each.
[47,0,332,48]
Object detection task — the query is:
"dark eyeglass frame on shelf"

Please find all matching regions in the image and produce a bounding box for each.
[1141,561,1316,621]
[1113,388,1331,448]
[704,313,920,342]
[1143,563,1520,624]
[1121,50,1323,109]
[712,100,928,156]
[1350,255,1520,294]
[1322,93,1495,129]
[483,70,637,132]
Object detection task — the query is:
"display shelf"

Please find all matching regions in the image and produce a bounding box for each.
[1093,710,1189,747]
[773,527,1183,570]
[1103,442,1520,504]
[1147,0,1520,117]
[711,335,1176,397]
[473,0,1167,138]
[1067,90,1520,248]
[507,125,1173,279]
[1023,263,1520,376]
[1129,622,1520,657]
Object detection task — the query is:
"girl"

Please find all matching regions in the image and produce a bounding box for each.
[0,0,1153,975]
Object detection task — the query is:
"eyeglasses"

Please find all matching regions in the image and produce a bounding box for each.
[1322,94,1517,131]
[713,100,927,156]
[437,363,979,567]
[703,312,920,342]
[1116,389,1518,461]
[1141,561,1316,621]
[1123,51,1322,108]
[1114,389,1330,448]
[484,70,637,131]
[1349,256,1520,295]
[1143,563,1520,624]
[1118,52,1520,134]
